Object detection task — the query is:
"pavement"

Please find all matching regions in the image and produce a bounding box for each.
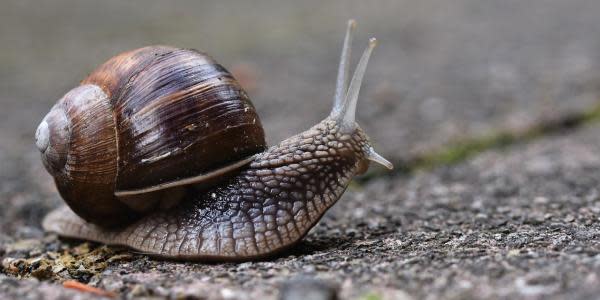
[4,117,600,299]
[2,1,600,299]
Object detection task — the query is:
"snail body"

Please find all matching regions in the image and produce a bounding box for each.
[38,21,392,260]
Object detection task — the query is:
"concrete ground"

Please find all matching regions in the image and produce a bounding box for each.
[2,1,600,299]
[3,123,600,299]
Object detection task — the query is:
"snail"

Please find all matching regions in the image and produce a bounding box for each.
[36,20,393,261]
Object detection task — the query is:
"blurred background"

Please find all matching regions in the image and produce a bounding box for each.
[2,0,600,236]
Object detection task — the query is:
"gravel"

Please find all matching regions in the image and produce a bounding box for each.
[2,122,600,299]
[3,1,600,299]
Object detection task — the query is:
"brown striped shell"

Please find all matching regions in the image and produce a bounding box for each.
[35,46,266,227]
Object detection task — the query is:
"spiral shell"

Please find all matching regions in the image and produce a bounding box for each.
[36,46,266,226]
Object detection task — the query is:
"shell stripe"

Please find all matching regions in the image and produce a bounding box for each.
[115,155,256,196]
[98,47,265,192]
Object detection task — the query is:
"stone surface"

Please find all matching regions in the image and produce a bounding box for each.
[3,1,600,299]
[279,277,339,300]
[0,275,103,300]
[3,122,600,299]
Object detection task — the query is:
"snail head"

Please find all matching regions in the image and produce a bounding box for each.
[328,20,393,172]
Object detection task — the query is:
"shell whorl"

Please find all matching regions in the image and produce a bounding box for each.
[36,102,70,173]
[37,46,267,227]
[83,46,266,193]
[36,84,130,226]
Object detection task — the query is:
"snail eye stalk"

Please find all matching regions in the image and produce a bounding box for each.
[329,20,378,133]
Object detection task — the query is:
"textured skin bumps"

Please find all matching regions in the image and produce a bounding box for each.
[43,119,373,260]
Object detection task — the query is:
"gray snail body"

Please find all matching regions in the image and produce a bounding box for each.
[37,20,392,261]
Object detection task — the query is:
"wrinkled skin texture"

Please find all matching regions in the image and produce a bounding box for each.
[43,118,373,261]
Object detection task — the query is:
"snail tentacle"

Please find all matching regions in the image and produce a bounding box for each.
[332,19,356,115]
[334,38,377,132]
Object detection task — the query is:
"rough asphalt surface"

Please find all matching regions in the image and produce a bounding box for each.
[3,1,600,299]
[4,118,600,300]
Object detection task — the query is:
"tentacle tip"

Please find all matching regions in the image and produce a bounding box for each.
[348,19,357,29]
[367,147,393,170]
[368,37,378,48]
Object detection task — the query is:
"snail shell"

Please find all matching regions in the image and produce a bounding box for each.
[36,46,266,226]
